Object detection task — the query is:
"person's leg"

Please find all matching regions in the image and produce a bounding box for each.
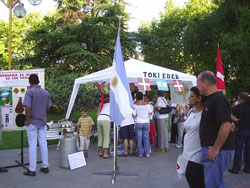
[136,123,143,157]
[37,125,49,169]
[123,139,128,154]
[202,147,233,188]
[185,160,205,188]
[157,119,164,150]
[120,126,128,155]
[84,136,90,157]
[177,122,184,147]
[142,123,150,156]
[26,124,38,172]
[170,114,177,143]
[79,136,84,151]
[232,131,245,171]
[244,131,250,171]
[129,139,134,154]
[102,121,111,157]
[163,118,169,150]
[128,124,135,155]
[97,121,103,155]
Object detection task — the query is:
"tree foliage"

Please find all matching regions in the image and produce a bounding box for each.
[23,0,136,75]
[136,0,250,98]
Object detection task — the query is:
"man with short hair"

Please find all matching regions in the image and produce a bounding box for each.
[23,74,52,176]
[197,71,234,188]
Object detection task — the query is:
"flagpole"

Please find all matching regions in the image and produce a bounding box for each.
[112,123,118,184]
[94,27,138,184]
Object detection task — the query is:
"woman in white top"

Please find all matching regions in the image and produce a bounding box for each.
[183,87,205,188]
[97,95,111,158]
[133,92,152,158]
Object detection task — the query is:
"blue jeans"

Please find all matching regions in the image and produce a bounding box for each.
[232,130,250,171]
[135,123,150,156]
[202,147,233,188]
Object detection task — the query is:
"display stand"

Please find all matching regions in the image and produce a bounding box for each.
[94,125,138,184]
[4,118,41,170]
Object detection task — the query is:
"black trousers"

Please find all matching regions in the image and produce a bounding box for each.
[170,115,178,143]
[185,160,205,188]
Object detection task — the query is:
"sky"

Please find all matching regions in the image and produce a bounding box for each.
[0,0,189,31]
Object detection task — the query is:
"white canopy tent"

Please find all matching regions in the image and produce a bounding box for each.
[65,58,196,119]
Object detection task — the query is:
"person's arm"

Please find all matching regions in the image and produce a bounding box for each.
[206,121,232,161]
[25,106,31,126]
[88,117,94,139]
[88,125,93,139]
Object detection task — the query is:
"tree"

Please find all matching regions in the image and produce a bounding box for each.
[136,0,250,98]
[24,0,136,75]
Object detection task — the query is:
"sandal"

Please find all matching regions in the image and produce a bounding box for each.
[103,155,111,159]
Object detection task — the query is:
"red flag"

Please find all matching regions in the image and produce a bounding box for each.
[216,48,226,95]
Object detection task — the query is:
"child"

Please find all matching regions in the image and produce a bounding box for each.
[77,107,95,158]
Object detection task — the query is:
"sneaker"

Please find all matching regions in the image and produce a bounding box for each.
[40,167,49,174]
[176,145,181,148]
[138,155,143,158]
[146,154,150,158]
[24,170,36,176]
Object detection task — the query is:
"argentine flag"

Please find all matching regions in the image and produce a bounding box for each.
[110,32,134,126]
[157,79,169,91]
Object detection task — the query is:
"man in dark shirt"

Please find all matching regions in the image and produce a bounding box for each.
[23,74,52,176]
[197,71,234,188]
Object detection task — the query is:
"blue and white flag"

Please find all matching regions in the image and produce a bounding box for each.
[157,79,169,91]
[110,32,134,126]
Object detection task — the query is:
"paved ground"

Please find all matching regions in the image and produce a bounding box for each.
[0,142,250,188]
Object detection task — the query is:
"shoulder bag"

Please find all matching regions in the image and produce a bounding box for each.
[159,97,172,114]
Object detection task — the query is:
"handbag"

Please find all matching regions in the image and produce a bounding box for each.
[159,106,172,114]
[159,97,172,114]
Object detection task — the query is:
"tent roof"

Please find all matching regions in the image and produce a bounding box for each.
[75,58,196,85]
[66,58,196,119]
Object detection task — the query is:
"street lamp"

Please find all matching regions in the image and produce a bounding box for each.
[13,2,26,18]
[0,0,42,70]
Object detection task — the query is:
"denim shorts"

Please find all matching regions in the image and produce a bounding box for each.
[120,124,135,139]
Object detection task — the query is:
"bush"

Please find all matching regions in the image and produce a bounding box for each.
[45,73,101,113]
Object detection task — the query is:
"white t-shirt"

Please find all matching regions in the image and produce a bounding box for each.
[97,103,110,121]
[183,110,202,164]
[120,114,135,127]
[133,104,152,123]
[155,97,169,119]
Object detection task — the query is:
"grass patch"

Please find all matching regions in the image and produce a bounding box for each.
[0,109,97,150]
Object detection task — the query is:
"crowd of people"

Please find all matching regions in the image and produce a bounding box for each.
[0,72,249,188]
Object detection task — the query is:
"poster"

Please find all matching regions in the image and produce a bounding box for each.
[0,88,12,107]
[68,152,86,170]
[0,69,45,131]
[170,81,193,104]
[1,107,13,129]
